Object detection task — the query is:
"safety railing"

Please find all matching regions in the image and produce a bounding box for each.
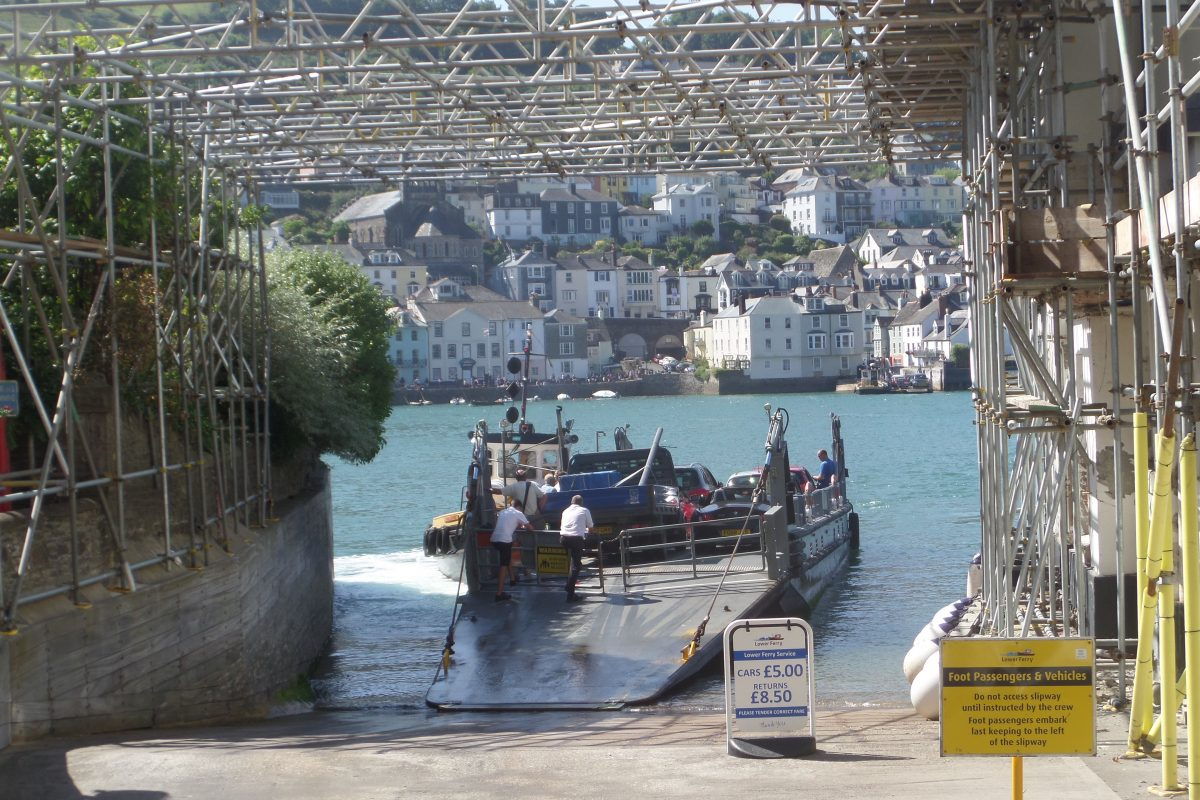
[797,485,845,522]
[474,526,606,594]
[613,518,767,590]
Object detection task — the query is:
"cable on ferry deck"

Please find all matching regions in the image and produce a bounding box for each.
[681,407,788,662]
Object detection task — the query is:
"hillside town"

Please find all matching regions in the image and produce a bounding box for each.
[261,168,972,389]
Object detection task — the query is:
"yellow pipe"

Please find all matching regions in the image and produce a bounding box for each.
[1179,434,1199,800]
[1011,756,1022,800]
[1130,426,1176,748]
[1134,412,1150,600]
[1159,579,1180,790]
[1131,412,1152,744]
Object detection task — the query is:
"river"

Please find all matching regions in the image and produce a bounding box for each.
[313,390,980,711]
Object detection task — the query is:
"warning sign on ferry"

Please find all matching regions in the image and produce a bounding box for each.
[536,545,569,575]
[940,637,1095,757]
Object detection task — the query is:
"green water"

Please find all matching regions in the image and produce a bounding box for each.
[317,391,980,710]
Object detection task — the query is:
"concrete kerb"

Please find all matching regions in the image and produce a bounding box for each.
[0,705,1167,799]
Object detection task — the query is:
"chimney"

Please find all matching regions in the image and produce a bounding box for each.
[700,309,708,326]
[648,251,655,268]
[918,291,932,309]
[738,293,746,314]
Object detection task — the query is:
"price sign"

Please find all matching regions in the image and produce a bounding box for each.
[723,617,816,758]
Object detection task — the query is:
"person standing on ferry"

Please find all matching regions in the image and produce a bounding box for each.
[814,449,838,490]
[558,495,593,603]
[491,498,530,602]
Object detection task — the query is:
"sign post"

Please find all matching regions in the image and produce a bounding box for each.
[940,637,1096,799]
[723,617,815,758]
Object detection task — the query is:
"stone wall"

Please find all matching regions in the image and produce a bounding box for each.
[396,372,716,405]
[713,371,840,395]
[0,469,333,745]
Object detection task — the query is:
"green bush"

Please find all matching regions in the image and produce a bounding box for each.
[258,249,395,463]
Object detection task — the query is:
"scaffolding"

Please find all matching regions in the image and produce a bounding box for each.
[2,1,1200,784]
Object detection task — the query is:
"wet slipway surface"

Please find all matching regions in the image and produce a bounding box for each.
[425,553,779,709]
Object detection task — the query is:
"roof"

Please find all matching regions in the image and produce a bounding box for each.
[652,183,713,199]
[891,300,943,327]
[544,309,584,324]
[618,255,652,271]
[499,250,557,269]
[857,227,953,251]
[294,243,367,264]
[699,252,741,272]
[333,190,404,222]
[412,294,544,323]
[410,205,479,239]
[806,245,859,282]
[619,205,661,216]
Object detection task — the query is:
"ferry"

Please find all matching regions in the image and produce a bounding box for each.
[424,400,859,710]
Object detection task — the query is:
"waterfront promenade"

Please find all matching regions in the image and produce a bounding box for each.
[0,705,1164,799]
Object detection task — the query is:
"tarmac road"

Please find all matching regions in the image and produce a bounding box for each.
[0,706,1171,799]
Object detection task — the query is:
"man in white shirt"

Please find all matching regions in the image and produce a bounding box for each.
[491,498,530,602]
[558,494,593,602]
[541,473,559,494]
[502,468,545,524]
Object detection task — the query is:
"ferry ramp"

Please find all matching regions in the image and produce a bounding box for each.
[426,545,779,710]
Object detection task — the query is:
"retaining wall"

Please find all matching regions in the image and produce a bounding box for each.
[0,469,333,745]
[395,372,716,405]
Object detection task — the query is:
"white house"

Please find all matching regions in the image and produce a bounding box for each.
[854,227,953,265]
[485,190,543,242]
[867,174,964,228]
[619,205,671,245]
[658,268,718,318]
[710,293,865,380]
[616,256,657,319]
[652,183,721,240]
[410,279,548,383]
[781,175,843,243]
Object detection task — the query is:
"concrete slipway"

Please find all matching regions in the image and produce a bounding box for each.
[0,705,1167,799]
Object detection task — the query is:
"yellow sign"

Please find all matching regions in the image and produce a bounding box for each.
[536,545,569,576]
[940,637,1095,757]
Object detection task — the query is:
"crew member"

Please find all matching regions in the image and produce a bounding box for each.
[491,497,530,602]
[559,494,593,603]
[814,449,838,490]
[503,467,546,524]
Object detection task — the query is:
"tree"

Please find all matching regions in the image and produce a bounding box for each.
[950,343,970,369]
[263,249,395,464]
[693,235,718,260]
[773,234,796,254]
[768,214,792,233]
[690,219,715,237]
[330,220,351,243]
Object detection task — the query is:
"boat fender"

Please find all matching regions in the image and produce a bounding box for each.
[438,527,452,555]
[902,637,939,683]
[915,613,961,645]
[423,527,437,557]
[910,650,942,720]
[848,512,860,549]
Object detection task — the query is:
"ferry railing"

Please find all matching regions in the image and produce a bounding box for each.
[615,519,767,590]
[476,526,606,595]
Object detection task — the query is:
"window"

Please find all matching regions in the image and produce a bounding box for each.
[548,202,557,213]
[785,338,792,350]
[784,318,791,329]
[561,325,574,337]
[488,321,497,336]
[839,314,849,328]
[764,317,772,329]
[812,358,821,370]
[562,290,576,301]
[841,356,850,370]
[432,368,442,381]
[447,344,457,358]
[462,322,471,337]
[394,332,403,342]
[449,367,458,380]
[783,359,791,371]
[583,202,592,213]
[433,322,443,337]
[584,218,593,231]
[764,360,771,369]
[410,329,418,341]
[811,316,822,329]
[373,270,381,279]
[492,342,500,357]
[477,343,486,358]
[765,338,772,349]
[560,341,575,355]
[627,289,653,303]
[807,333,827,349]
[564,272,573,283]
[835,332,855,349]
[561,361,572,374]
[432,344,442,358]
[596,271,611,282]
[699,281,707,293]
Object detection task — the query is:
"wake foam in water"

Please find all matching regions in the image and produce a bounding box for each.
[334,548,461,596]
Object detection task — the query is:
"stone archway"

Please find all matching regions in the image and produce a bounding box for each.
[616,332,648,360]
[653,334,685,359]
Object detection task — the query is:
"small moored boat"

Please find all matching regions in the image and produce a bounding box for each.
[556,393,571,400]
[591,389,619,399]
